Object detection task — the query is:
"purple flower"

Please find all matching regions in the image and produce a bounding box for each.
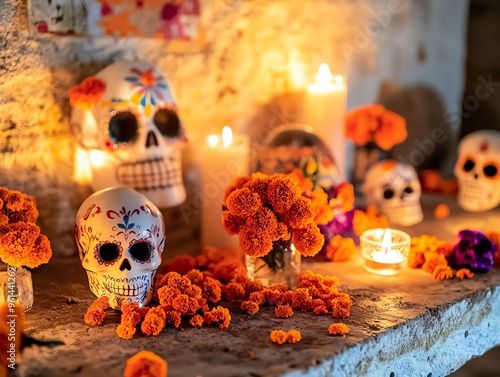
[447,230,497,273]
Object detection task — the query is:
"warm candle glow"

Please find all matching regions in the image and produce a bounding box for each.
[382,228,392,254]
[222,126,233,147]
[207,134,218,148]
[316,63,333,84]
[89,150,105,168]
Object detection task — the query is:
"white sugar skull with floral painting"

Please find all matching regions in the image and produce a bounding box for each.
[70,61,186,209]
[75,187,165,310]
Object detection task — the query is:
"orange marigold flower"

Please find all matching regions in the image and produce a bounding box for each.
[120,302,142,327]
[241,300,260,315]
[328,323,350,336]
[456,268,474,279]
[202,277,222,303]
[270,330,288,345]
[434,204,450,220]
[264,289,284,305]
[246,207,278,235]
[485,230,500,267]
[172,294,199,316]
[164,310,182,328]
[116,324,136,340]
[84,296,109,325]
[249,291,266,305]
[222,210,246,235]
[325,235,356,262]
[331,293,353,318]
[314,305,328,315]
[291,288,313,311]
[211,258,247,283]
[190,314,204,327]
[267,176,302,214]
[272,222,291,242]
[124,350,167,377]
[292,223,324,257]
[184,284,202,299]
[373,110,407,151]
[275,304,294,318]
[287,168,314,192]
[226,188,263,217]
[244,279,264,296]
[203,306,231,329]
[225,282,246,302]
[243,174,270,202]
[141,307,166,336]
[432,264,453,280]
[69,77,106,109]
[165,255,196,275]
[282,196,315,229]
[281,290,295,305]
[185,269,204,286]
[422,251,448,274]
[0,222,40,268]
[157,287,181,310]
[239,227,273,257]
[24,234,52,269]
[287,329,302,343]
[330,182,355,212]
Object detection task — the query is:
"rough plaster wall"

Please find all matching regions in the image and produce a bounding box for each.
[0,0,468,256]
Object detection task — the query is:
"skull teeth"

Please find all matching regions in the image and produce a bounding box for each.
[117,157,181,191]
[102,274,150,297]
[460,184,492,201]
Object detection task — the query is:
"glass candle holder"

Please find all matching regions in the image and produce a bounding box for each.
[360,228,411,275]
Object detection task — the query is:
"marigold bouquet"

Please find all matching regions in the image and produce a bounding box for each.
[221,173,325,264]
[345,104,407,151]
[0,187,52,268]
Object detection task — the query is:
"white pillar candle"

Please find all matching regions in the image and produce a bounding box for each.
[201,126,249,248]
[304,63,347,181]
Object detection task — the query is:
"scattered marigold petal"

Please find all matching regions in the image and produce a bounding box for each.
[241,301,260,315]
[434,204,450,220]
[270,330,288,345]
[141,307,166,336]
[456,268,474,280]
[190,314,204,327]
[328,323,350,336]
[275,304,294,318]
[325,235,356,262]
[287,329,302,343]
[432,264,453,280]
[124,350,167,377]
[203,306,231,329]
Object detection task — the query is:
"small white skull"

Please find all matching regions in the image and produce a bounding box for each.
[70,60,186,209]
[75,187,165,310]
[455,130,500,212]
[363,160,423,226]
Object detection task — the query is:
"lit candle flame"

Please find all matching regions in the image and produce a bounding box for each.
[222,126,233,147]
[207,134,218,148]
[315,63,333,85]
[382,228,392,255]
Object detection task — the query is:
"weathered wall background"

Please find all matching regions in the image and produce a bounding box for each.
[0,0,469,255]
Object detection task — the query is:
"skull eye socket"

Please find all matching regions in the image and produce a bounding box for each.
[98,243,121,263]
[483,164,498,178]
[463,159,475,172]
[129,242,152,262]
[383,188,395,199]
[403,186,414,194]
[108,111,139,144]
[153,107,181,138]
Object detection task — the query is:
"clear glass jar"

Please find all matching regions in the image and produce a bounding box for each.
[245,241,301,289]
[0,263,34,311]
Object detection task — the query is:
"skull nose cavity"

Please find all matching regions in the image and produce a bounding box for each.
[474,173,479,180]
[119,258,132,271]
[146,131,159,148]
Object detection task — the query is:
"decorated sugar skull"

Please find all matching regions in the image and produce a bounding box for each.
[75,187,165,310]
[363,160,423,226]
[256,124,340,188]
[455,130,500,212]
[70,61,186,208]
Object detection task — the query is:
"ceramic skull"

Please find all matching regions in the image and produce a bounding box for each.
[75,187,165,310]
[363,160,423,226]
[455,130,500,212]
[70,60,186,209]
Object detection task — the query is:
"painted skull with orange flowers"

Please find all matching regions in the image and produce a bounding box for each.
[70,61,186,208]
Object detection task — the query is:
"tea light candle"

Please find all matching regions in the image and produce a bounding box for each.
[201,126,249,248]
[304,63,347,180]
[360,228,411,275]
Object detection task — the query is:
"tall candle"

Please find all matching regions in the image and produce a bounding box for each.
[304,63,347,181]
[201,126,249,248]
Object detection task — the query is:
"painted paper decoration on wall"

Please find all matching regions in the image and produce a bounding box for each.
[27,0,200,40]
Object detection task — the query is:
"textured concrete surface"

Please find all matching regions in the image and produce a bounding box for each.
[20,254,500,377]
